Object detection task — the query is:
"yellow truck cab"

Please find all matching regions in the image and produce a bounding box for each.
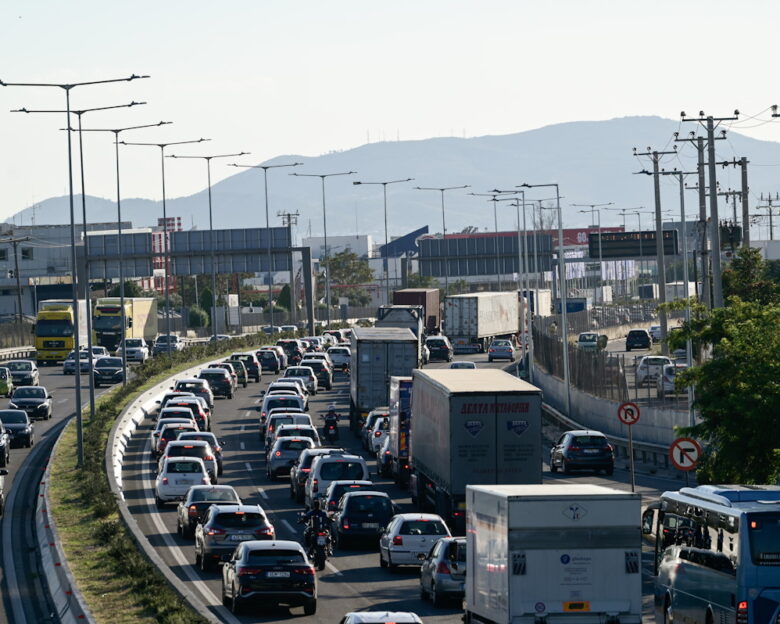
[34,299,88,365]
[92,297,158,353]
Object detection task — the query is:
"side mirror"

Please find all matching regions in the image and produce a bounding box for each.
[642,509,654,535]
[47,394,53,399]
[155,400,161,404]
[260,390,266,396]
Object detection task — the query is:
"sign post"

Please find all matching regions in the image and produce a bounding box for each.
[618,402,640,492]
[669,437,701,485]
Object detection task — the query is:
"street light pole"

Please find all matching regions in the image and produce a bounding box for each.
[291,171,355,327]
[79,121,172,383]
[414,185,470,294]
[352,178,413,305]
[471,191,516,291]
[168,151,249,340]
[572,202,612,303]
[122,137,210,353]
[1,73,148,468]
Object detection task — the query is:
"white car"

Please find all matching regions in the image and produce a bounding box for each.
[264,413,314,447]
[155,421,199,457]
[283,366,318,394]
[155,456,211,507]
[271,424,320,451]
[656,363,689,397]
[636,355,673,386]
[305,454,369,508]
[339,613,423,624]
[158,440,218,481]
[648,325,662,343]
[368,415,390,455]
[379,513,451,568]
[150,415,197,454]
[116,338,150,362]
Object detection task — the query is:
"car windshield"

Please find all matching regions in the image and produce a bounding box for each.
[190,488,237,502]
[156,336,177,343]
[0,411,27,424]
[97,358,122,367]
[260,352,276,360]
[450,362,475,369]
[320,462,365,480]
[493,340,512,347]
[628,331,646,337]
[246,550,304,565]
[93,316,122,331]
[347,495,393,514]
[579,334,597,343]
[279,439,312,451]
[215,512,266,528]
[279,428,315,440]
[7,362,32,372]
[124,339,142,347]
[400,520,448,536]
[179,433,217,445]
[13,388,45,399]
[35,319,74,337]
[285,369,310,378]
[573,435,609,447]
[166,461,202,473]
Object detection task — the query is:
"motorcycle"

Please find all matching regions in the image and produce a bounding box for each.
[323,421,339,443]
[312,530,332,570]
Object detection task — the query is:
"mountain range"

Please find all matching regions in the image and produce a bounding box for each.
[11,116,777,241]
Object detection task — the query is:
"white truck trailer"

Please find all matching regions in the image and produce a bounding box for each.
[465,484,642,624]
[445,292,519,353]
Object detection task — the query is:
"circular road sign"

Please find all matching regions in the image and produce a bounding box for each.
[669,437,702,472]
[617,402,640,426]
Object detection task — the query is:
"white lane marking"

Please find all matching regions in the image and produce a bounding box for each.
[239,442,245,450]
[244,462,253,472]
[254,398,262,404]
[140,438,242,624]
[56,399,68,404]
[257,487,269,500]
[280,518,295,536]
[325,561,342,576]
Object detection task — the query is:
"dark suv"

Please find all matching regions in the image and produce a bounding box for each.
[300,359,332,391]
[549,430,614,475]
[195,504,275,571]
[625,329,651,352]
[425,336,453,362]
[197,368,234,399]
[330,491,397,549]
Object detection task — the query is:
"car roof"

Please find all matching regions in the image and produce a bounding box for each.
[176,378,206,384]
[566,429,606,436]
[393,513,446,522]
[342,490,390,499]
[342,613,422,623]
[327,479,373,489]
[239,539,303,552]
[207,503,265,514]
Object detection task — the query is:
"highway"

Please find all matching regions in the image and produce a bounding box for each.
[118,350,684,623]
[0,364,111,624]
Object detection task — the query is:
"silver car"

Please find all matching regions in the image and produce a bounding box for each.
[487,339,515,362]
[266,436,314,480]
[419,536,466,606]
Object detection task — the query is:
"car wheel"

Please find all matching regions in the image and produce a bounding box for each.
[289,484,295,499]
[431,582,445,607]
[605,465,614,476]
[303,600,317,616]
[379,549,388,568]
[155,496,165,509]
[221,583,229,606]
[550,458,558,473]
[562,459,572,475]
[230,587,242,615]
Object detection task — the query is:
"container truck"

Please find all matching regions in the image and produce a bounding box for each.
[392,288,440,333]
[387,375,413,485]
[445,292,519,353]
[349,327,419,433]
[93,297,158,352]
[520,288,552,317]
[409,369,542,533]
[34,299,88,364]
[465,484,642,624]
[376,305,425,363]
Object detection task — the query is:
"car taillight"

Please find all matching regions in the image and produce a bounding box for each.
[188,504,199,516]
[275,451,282,457]
[255,526,275,536]
[384,450,391,456]
[301,468,311,473]
[736,601,748,624]
[437,561,451,574]
[488,349,495,352]
[162,477,169,485]
[207,527,226,536]
[374,431,382,437]
[293,566,316,576]
[342,518,349,529]
[569,446,581,452]
[312,479,318,493]
[392,536,403,546]
[237,567,262,576]
[328,501,336,509]
[204,455,214,461]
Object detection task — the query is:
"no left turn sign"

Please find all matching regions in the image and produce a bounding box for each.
[669,437,702,472]
[617,402,640,426]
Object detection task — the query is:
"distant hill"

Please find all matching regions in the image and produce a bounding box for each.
[11,116,775,239]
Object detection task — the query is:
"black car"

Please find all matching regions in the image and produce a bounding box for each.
[93,357,124,387]
[0,410,33,448]
[549,430,614,475]
[175,484,241,538]
[330,491,397,549]
[9,386,52,420]
[425,337,453,362]
[625,329,651,351]
[300,359,332,391]
[257,350,280,373]
[221,540,316,616]
[5,360,39,386]
[197,368,234,399]
[231,353,262,383]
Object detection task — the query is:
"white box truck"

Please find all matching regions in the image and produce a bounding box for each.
[445,292,519,353]
[465,484,642,624]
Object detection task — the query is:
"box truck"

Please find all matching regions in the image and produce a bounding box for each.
[520,289,552,317]
[410,369,542,533]
[349,327,419,433]
[387,375,413,485]
[465,484,642,624]
[93,297,158,352]
[445,292,519,353]
[392,288,440,333]
[34,299,88,364]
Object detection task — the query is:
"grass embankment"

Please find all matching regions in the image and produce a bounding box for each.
[48,333,297,624]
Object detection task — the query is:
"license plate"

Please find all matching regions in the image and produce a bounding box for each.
[230,534,252,541]
[362,523,379,529]
[584,449,599,454]
[316,536,327,545]
[267,571,290,578]
[175,479,193,485]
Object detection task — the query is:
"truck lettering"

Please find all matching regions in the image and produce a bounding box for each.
[460,402,530,414]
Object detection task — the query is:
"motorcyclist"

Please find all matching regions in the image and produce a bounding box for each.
[300,499,329,552]
[323,405,339,440]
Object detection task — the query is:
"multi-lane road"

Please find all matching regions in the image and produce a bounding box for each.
[116,350,682,624]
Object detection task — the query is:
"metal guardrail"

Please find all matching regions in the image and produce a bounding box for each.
[0,346,36,361]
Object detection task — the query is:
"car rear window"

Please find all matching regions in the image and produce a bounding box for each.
[279,439,312,451]
[644,357,668,366]
[162,427,196,440]
[246,550,304,564]
[167,461,202,473]
[573,435,609,447]
[427,339,447,347]
[320,461,365,480]
[331,483,370,501]
[628,330,647,337]
[215,512,266,528]
[280,428,316,440]
[346,495,393,514]
[400,520,448,536]
[200,372,227,381]
[191,488,238,502]
[268,397,301,410]
[168,445,207,458]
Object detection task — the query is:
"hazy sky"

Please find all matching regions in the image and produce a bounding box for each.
[3,0,780,228]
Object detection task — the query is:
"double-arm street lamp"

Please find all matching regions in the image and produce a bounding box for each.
[168,151,249,340]
[228,162,302,331]
[1,73,148,468]
[352,178,413,304]
[572,202,613,303]
[123,137,210,351]
[291,171,355,326]
[470,191,517,291]
[413,185,469,294]
[79,121,172,384]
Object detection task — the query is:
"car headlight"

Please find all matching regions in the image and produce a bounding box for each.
[8,403,16,409]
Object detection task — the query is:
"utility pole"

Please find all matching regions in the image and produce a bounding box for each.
[756,194,780,240]
[1,237,30,330]
[682,110,739,308]
[741,157,750,246]
[634,146,677,350]
[277,210,300,324]
[717,188,742,224]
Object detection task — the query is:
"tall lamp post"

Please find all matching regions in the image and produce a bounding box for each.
[414,185,470,294]
[352,178,413,304]
[520,182,571,415]
[572,202,612,303]
[12,100,143,421]
[168,151,249,340]
[470,191,515,290]
[79,121,172,384]
[290,170,355,327]
[1,73,148,468]
[229,161,303,332]
[122,137,210,353]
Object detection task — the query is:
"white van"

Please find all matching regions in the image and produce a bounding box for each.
[305,454,369,508]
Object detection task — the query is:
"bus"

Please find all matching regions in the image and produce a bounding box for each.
[643,485,780,624]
